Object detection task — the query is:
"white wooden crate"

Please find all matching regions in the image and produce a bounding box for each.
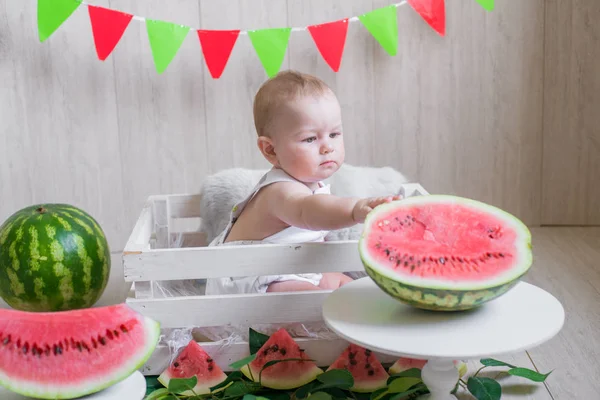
[123,183,429,375]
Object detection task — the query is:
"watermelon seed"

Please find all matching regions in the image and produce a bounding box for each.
[280,348,287,356]
[499,253,504,257]
[396,259,401,267]
[350,359,357,366]
[113,330,119,338]
[3,336,10,345]
[174,362,180,367]
[99,336,106,346]
[22,343,29,354]
[299,349,305,352]
[384,249,390,256]
[404,261,408,267]
[262,349,269,356]
[365,349,372,355]
[411,265,416,272]
[120,324,128,333]
[16,339,21,348]
[77,342,83,352]
[106,329,114,340]
[389,256,394,262]
[439,257,446,264]
[44,345,50,356]
[208,365,214,372]
[348,352,355,359]
[271,344,279,351]
[207,358,213,363]
[53,344,62,355]
[368,370,375,376]
[92,338,98,348]
[365,363,371,369]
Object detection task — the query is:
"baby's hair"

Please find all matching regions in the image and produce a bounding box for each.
[253,70,333,137]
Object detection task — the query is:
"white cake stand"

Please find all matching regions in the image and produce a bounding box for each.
[322,277,565,400]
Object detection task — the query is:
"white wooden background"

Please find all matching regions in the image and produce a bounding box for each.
[1,0,598,252]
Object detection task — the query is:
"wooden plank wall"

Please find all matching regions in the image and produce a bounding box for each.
[0,0,597,251]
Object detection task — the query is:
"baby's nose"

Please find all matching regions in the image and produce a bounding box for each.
[320,144,333,154]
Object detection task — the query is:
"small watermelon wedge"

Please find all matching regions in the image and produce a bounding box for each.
[158,340,227,396]
[0,303,160,399]
[326,343,389,393]
[240,328,323,390]
[389,357,468,378]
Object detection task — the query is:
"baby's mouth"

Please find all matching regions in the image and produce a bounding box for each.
[320,160,336,166]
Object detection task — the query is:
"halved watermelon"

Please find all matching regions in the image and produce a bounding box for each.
[359,195,533,311]
[158,340,227,395]
[240,328,322,389]
[0,303,159,399]
[326,343,389,393]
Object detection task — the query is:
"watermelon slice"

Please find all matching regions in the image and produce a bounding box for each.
[158,340,227,395]
[359,195,533,311]
[326,343,389,393]
[0,303,159,399]
[389,357,468,378]
[240,328,323,389]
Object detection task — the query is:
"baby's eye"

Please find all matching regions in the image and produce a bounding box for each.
[329,132,340,138]
[304,137,316,143]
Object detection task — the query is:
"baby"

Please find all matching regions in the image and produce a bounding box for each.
[204,70,401,295]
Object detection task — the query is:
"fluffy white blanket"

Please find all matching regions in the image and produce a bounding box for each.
[198,163,410,244]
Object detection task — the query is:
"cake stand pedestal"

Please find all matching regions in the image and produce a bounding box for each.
[322,277,565,400]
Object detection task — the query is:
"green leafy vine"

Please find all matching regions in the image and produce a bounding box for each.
[144,329,552,400]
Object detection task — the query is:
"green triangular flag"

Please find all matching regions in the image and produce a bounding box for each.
[37,0,81,42]
[248,28,292,77]
[358,5,398,56]
[476,0,495,11]
[146,19,190,74]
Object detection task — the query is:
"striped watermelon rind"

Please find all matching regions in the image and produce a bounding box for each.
[0,204,110,312]
[358,195,533,311]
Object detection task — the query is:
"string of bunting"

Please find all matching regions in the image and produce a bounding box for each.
[37,0,494,79]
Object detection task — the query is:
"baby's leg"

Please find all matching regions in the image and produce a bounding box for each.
[266,280,321,292]
[318,273,353,290]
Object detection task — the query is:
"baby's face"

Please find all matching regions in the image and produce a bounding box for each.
[269,93,345,186]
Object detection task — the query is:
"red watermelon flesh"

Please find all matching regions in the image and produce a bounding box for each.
[0,303,160,399]
[326,343,389,393]
[158,340,227,395]
[240,328,322,389]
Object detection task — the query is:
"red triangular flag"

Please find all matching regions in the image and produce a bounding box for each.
[408,0,446,36]
[197,30,240,79]
[307,18,349,72]
[88,5,133,61]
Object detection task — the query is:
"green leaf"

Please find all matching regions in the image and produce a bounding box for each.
[475,0,494,11]
[248,28,292,77]
[229,353,257,370]
[388,377,422,394]
[146,19,190,74]
[308,392,332,400]
[370,388,388,400]
[243,395,270,400]
[316,369,354,389]
[480,358,516,368]
[260,392,291,400]
[388,386,428,400]
[249,328,270,354]
[167,376,198,395]
[321,387,348,400]
[37,0,81,42]
[210,371,243,392]
[467,377,502,400]
[358,5,398,56]
[225,381,255,397]
[387,368,422,384]
[295,381,320,399]
[144,388,170,400]
[507,368,552,382]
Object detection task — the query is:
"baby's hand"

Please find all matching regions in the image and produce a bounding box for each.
[352,195,402,223]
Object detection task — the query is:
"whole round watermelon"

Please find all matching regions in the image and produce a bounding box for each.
[0,204,110,312]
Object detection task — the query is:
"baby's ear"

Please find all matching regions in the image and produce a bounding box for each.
[257,136,278,165]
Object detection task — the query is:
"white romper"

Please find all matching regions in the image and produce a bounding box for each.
[204,167,330,295]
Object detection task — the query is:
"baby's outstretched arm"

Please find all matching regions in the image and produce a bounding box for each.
[264,181,401,231]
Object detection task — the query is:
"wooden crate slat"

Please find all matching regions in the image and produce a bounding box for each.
[141,338,400,375]
[123,241,365,282]
[127,290,331,328]
[167,194,202,218]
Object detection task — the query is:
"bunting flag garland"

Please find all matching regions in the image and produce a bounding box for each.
[248,28,292,78]
[407,0,446,36]
[88,5,133,61]
[476,0,495,11]
[36,0,495,78]
[146,20,190,74]
[307,19,349,72]
[37,0,80,42]
[358,6,399,56]
[197,30,240,79]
